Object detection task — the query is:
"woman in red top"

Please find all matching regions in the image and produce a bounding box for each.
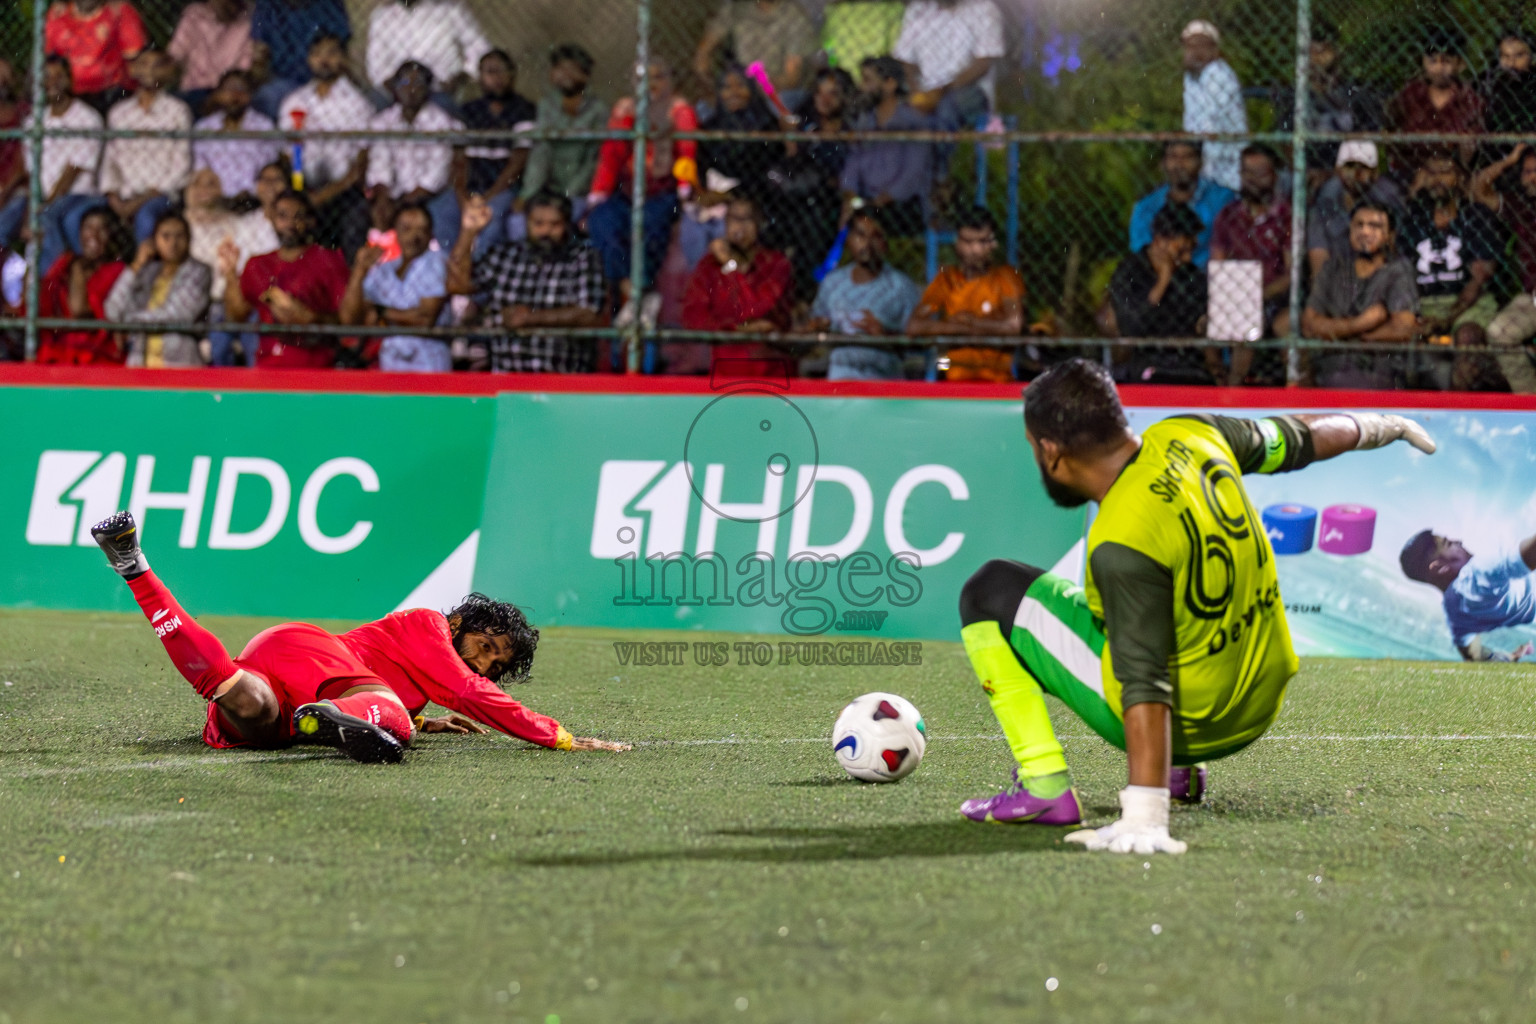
[37,206,129,365]
[585,57,698,320]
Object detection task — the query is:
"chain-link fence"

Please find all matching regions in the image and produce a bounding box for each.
[1,0,1535,389]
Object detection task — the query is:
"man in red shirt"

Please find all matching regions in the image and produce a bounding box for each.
[44,0,149,111]
[586,57,697,319]
[221,189,350,367]
[91,511,628,762]
[681,195,794,376]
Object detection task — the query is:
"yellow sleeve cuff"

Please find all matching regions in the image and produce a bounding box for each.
[555,727,573,751]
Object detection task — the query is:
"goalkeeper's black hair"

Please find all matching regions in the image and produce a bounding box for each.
[448,593,539,683]
[1023,357,1129,456]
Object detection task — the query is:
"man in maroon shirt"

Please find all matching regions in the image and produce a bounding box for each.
[1386,26,1483,177]
[220,190,351,367]
[682,194,794,376]
[1209,143,1291,385]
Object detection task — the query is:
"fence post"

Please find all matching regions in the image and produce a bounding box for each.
[625,0,653,374]
[1285,0,1312,385]
[23,0,47,362]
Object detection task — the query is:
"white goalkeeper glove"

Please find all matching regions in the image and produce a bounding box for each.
[1348,413,1436,454]
[1064,785,1188,855]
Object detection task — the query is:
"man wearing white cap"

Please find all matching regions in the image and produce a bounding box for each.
[1182,20,1246,191]
[1306,141,1405,278]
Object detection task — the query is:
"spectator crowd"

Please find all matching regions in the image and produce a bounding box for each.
[2,2,1536,392]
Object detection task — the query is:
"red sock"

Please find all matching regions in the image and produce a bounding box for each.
[127,570,240,700]
[329,692,413,745]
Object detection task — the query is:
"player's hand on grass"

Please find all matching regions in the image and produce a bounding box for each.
[1065,820,1188,855]
[1064,785,1187,855]
[1349,413,1437,454]
[570,737,632,752]
[419,713,488,734]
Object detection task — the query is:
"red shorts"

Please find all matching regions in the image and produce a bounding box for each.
[203,623,386,748]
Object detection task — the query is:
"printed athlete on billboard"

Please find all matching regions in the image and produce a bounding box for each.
[952,358,1437,855]
[89,511,629,763]
[1399,530,1536,662]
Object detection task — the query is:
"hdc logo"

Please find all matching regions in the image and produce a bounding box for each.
[26,450,380,554]
[589,459,969,635]
[590,460,970,564]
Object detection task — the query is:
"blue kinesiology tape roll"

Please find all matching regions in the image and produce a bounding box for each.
[1262,503,1317,555]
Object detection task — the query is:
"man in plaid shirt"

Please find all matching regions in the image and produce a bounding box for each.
[447,190,607,371]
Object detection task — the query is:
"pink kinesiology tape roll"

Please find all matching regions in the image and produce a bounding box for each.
[1318,504,1376,555]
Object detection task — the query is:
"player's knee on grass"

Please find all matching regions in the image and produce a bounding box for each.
[213,672,282,741]
[959,559,1045,627]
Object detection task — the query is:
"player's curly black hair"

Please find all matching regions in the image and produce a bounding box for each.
[447,593,539,684]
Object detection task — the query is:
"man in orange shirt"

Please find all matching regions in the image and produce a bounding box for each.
[905,206,1026,381]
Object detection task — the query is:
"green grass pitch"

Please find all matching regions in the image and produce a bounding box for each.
[2,608,1535,1023]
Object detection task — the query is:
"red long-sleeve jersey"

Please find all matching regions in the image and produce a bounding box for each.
[342,609,569,749]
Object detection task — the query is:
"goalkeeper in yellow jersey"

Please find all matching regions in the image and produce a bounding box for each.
[957,359,1436,854]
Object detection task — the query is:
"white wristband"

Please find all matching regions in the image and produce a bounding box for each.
[1118,785,1171,829]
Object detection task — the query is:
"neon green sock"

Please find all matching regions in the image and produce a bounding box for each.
[961,620,1070,782]
[1021,770,1071,799]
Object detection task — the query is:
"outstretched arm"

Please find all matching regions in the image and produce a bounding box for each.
[1177,411,1436,476]
[396,610,628,751]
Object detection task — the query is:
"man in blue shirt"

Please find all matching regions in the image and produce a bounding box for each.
[1401,529,1536,661]
[840,57,933,238]
[1128,141,1234,269]
[807,209,922,380]
[250,0,352,119]
[339,203,451,372]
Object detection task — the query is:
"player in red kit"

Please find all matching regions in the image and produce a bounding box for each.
[91,511,629,762]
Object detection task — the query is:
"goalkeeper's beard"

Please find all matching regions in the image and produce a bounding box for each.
[1037,456,1089,508]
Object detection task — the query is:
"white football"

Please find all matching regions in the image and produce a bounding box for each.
[832,692,927,783]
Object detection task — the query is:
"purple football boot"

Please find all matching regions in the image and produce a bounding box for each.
[959,767,1083,824]
[1170,764,1208,804]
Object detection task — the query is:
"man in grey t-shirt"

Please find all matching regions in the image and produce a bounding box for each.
[1305,141,1405,277]
[1302,200,1419,388]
